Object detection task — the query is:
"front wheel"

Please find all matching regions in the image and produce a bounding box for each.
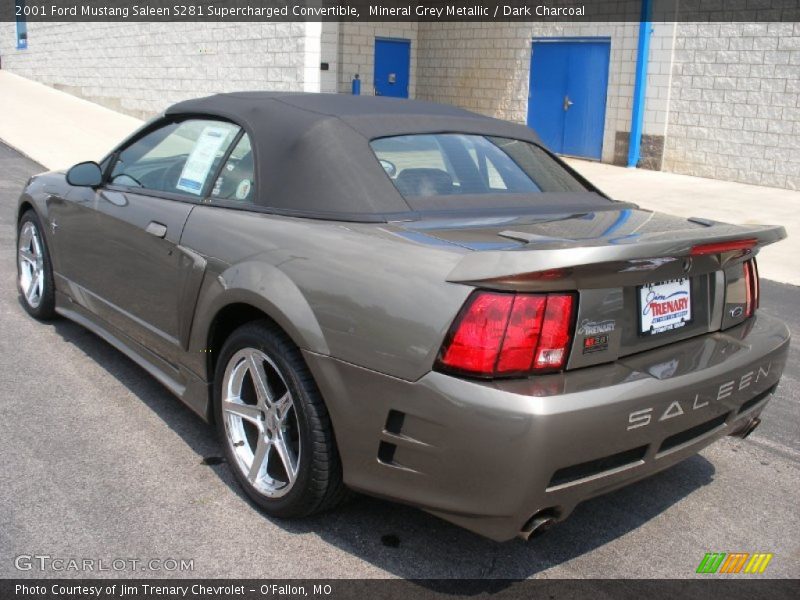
[17,210,56,320]
[213,321,347,518]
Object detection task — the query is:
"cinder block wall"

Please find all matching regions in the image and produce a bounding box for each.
[664,22,800,189]
[414,22,675,167]
[320,21,339,93]
[0,21,315,120]
[336,22,418,97]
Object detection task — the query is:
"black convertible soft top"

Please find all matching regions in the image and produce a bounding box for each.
[165,92,578,221]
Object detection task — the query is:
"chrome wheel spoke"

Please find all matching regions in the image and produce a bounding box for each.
[31,237,42,258]
[19,248,37,265]
[246,351,272,407]
[273,432,298,484]
[222,399,263,427]
[248,438,271,483]
[274,392,293,423]
[26,273,40,304]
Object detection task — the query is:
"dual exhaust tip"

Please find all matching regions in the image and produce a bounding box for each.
[730,416,761,439]
[518,510,558,541]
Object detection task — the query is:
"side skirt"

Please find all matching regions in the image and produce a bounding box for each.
[55,291,211,421]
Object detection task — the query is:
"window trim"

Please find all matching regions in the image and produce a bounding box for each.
[103,115,245,205]
[203,128,251,204]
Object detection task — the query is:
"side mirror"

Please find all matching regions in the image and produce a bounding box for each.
[66,161,103,187]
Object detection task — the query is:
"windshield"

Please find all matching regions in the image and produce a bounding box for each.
[370,134,589,204]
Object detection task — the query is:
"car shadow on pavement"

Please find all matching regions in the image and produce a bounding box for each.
[271,457,716,583]
[50,315,716,584]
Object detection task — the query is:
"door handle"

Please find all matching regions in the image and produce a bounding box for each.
[145,221,167,238]
[563,95,574,111]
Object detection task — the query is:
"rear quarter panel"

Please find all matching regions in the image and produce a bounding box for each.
[180,206,470,381]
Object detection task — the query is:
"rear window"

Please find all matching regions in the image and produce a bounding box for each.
[370,134,588,203]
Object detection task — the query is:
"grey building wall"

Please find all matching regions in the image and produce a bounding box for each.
[0,21,317,120]
[663,22,800,190]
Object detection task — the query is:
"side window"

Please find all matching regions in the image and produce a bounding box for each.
[110,119,239,196]
[210,134,255,203]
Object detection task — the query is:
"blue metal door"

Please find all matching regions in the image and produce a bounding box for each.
[528,39,610,160]
[374,38,410,98]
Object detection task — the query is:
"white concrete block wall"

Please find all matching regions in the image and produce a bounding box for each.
[337,22,418,97]
[414,22,673,165]
[664,22,800,189]
[0,21,317,119]
[320,21,339,93]
[642,22,677,140]
[303,21,322,93]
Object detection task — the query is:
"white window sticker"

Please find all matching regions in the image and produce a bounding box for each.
[176,126,230,195]
[235,179,252,200]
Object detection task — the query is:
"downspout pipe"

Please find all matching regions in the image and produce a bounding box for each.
[627,0,653,168]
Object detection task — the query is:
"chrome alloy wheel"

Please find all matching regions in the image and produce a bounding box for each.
[221,348,301,498]
[18,221,45,309]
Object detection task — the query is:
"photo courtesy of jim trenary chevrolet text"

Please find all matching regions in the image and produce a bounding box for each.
[0,0,799,597]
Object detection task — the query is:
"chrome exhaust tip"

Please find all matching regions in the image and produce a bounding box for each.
[730,416,761,439]
[518,511,558,541]
[742,417,761,439]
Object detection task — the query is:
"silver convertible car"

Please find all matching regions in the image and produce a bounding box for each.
[16,93,789,541]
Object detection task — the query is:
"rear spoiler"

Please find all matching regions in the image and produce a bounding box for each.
[446,222,786,285]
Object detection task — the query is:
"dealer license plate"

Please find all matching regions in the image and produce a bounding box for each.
[639,278,692,335]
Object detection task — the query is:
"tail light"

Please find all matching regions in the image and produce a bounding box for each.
[436,291,576,378]
[743,259,760,317]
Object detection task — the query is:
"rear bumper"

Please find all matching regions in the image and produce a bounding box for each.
[305,312,789,542]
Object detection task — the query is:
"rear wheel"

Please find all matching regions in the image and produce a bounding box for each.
[17,210,55,320]
[213,321,346,517]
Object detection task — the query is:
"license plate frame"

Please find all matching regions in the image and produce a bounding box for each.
[638,278,693,336]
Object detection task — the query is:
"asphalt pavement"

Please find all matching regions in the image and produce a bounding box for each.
[0,142,798,580]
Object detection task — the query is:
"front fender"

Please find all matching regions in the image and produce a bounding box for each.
[185,259,330,381]
[14,172,67,272]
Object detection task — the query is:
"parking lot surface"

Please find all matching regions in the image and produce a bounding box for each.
[0,142,798,579]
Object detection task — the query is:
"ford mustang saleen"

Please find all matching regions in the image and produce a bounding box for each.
[16,93,789,541]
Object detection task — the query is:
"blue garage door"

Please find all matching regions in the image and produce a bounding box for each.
[527,39,611,160]
[374,38,410,98]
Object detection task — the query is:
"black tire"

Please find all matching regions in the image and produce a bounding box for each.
[17,210,56,320]
[213,320,347,518]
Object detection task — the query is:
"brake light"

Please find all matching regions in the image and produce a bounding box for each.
[437,291,575,378]
[690,238,757,256]
[743,259,759,317]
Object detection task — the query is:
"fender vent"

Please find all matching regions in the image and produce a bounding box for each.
[385,409,405,435]
[377,441,397,465]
